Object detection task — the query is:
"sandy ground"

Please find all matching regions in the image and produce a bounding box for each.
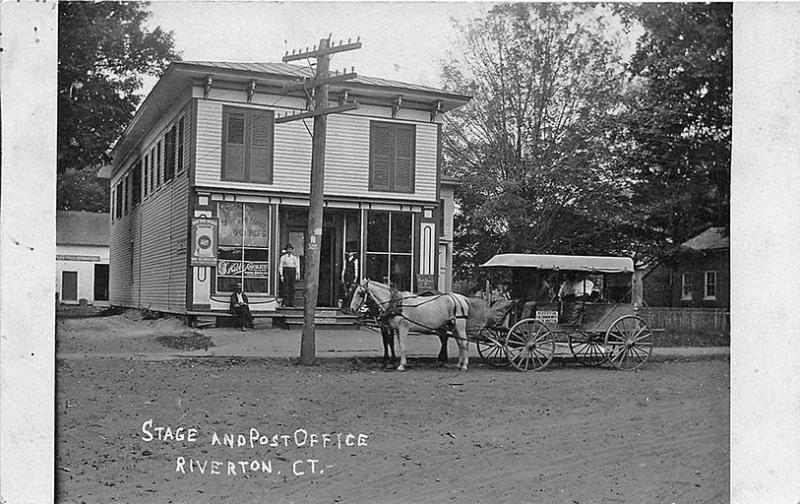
[56,315,729,504]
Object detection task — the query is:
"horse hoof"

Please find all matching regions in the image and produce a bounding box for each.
[460,365,468,371]
[397,365,405,371]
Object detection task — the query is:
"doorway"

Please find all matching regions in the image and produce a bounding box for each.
[94,264,109,301]
[62,271,78,302]
[318,226,337,307]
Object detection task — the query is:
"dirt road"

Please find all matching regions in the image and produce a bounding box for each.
[57,353,728,503]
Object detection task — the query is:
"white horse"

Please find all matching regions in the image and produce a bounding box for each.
[349,279,471,371]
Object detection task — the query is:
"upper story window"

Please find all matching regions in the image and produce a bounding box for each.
[149,147,156,192]
[164,124,176,182]
[704,271,717,300]
[123,173,129,214]
[177,116,185,174]
[143,154,150,198]
[222,106,274,183]
[369,121,415,193]
[156,141,162,188]
[114,183,122,219]
[131,159,142,206]
[681,272,692,300]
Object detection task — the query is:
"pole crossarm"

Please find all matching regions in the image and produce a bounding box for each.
[280,72,358,94]
[282,41,362,62]
[275,102,359,124]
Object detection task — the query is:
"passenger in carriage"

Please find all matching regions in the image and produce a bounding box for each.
[558,272,594,324]
[520,274,554,319]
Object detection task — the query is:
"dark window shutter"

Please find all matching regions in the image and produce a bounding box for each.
[393,125,415,192]
[223,109,246,180]
[132,159,142,206]
[177,117,185,173]
[156,141,162,187]
[123,174,129,213]
[150,148,156,190]
[370,123,392,191]
[249,109,273,182]
[164,126,176,182]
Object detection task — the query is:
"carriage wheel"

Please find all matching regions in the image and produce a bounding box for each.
[604,315,653,371]
[504,319,555,372]
[568,331,608,366]
[476,326,509,367]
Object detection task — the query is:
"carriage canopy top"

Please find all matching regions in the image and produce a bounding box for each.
[479,254,635,274]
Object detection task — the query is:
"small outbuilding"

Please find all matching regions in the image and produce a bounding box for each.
[56,211,110,305]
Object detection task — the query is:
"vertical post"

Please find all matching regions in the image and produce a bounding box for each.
[300,38,331,365]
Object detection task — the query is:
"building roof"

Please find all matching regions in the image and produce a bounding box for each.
[682,227,730,251]
[183,61,468,100]
[56,211,110,246]
[111,60,471,174]
[480,254,635,274]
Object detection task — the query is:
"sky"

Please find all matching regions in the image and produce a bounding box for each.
[142,2,493,97]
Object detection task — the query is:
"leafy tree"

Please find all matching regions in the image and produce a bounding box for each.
[441,3,635,277]
[57,167,111,212]
[615,3,731,255]
[58,2,179,211]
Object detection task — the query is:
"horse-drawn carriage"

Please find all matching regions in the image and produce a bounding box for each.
[349,253,652,372]
[475,254,653,371]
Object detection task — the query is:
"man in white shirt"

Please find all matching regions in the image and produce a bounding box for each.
[558,275,594,299]
[558,273,594,324]
[279,245,299,307]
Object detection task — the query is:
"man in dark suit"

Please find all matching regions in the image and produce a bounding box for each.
[229,282,254,331]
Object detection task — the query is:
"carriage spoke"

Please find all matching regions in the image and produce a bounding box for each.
[633,330,653,345]
[629,345,647,362]
[612,346,628,365]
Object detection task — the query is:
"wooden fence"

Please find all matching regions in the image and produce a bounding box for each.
[639,307,730,333]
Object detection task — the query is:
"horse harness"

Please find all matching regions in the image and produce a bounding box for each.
[357,281,470,339]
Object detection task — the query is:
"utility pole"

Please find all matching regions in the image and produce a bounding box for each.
[281,36,361,365]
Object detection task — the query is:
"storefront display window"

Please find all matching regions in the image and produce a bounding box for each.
[366,211,413,291]
[217,202,270,293]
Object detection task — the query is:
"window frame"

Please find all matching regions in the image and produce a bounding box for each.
[704,270,717,300]
[156,140,162,188]
[131,158,142,207]
[164,124,176,182]
[214,202,272,294]
[369,121,416,194]
[143,153,149,198]
[177,116,185,174]
[221,106,275,184]
[123,173,129,214]
[365,210,414,291]
[681,272,693,301]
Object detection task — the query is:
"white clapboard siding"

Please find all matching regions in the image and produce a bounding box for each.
[194,100,438,202]
[110,103,193,313]
[110,176,189,312]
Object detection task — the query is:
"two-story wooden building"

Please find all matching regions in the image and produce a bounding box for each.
[107,61,469,315]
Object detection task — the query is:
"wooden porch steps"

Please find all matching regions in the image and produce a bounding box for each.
[276,307,360,330]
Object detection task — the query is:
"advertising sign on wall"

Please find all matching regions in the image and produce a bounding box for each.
[217,261,270,277]
[191,218,218,267]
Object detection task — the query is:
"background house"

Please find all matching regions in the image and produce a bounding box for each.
[106,60,469,316]
[56,211,110,305]
[642,227,730,309]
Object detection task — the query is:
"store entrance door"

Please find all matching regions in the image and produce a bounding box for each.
[317,226,337,307]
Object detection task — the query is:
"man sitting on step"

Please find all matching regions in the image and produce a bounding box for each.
[229,282,254,331]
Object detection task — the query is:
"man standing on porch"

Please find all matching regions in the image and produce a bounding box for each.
[279,245,299,307]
